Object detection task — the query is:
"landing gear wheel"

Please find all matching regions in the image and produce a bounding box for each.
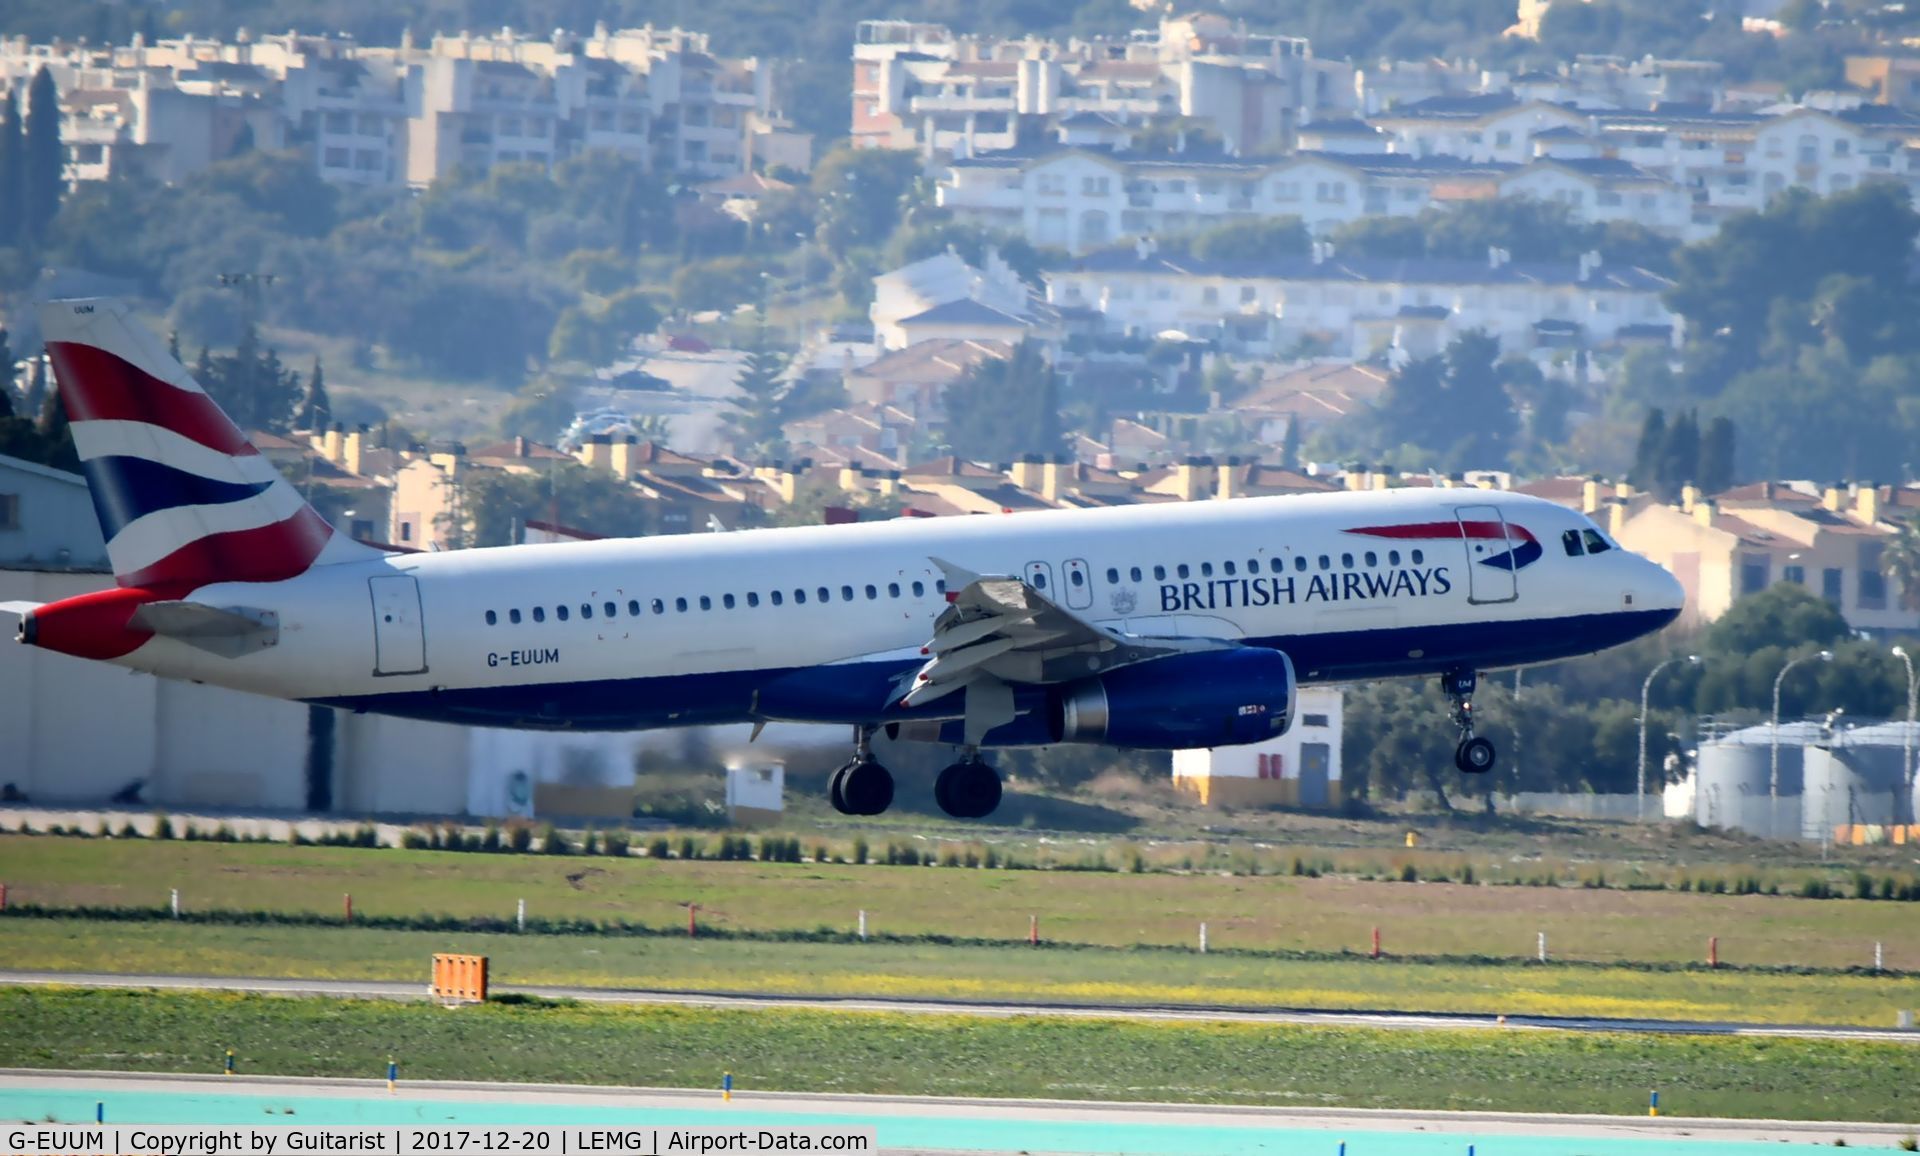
[935,759,1002,819]
[828,763,854,815]
[1455,736,1496,774]
[840,759,895,816]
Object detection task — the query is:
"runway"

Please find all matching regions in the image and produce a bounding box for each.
[2,1070,1914,1154]
[2,968,1916,1044]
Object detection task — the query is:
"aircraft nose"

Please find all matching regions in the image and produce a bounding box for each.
[1637,557,1686,618]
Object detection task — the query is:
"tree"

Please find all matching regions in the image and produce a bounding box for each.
[297,355,331,431]
[1188,217,1309,262]
[1630,408,1666,490]
[1360,330,1518,470]
[23,68,61,244]
[1884,513,1920,614]
[0,91,21,249]
[1656,408,1699,501]
[1698,416,1736,495]
[723,312,792,459]
[197,324,302,434]
[1280,416,1301,470]
[941,341,1064,464]
[1705,582,1849,656]
[811,146,921,258]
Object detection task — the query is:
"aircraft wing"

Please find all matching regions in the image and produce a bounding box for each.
[898,557,1228,713]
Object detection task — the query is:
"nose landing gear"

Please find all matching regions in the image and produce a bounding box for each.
[1442,668,1496,775]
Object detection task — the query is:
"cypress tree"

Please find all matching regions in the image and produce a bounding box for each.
[23,68,62,244]
[0,327,13,419]
[0,91,22,249]
[1699,416,1737,495]
[1631,408,1666,490]
[298,355,331,430]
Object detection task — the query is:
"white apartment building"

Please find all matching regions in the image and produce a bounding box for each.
[0,25,767,191]
[1044,247,1678,359]
[938,145,1689,252]
[852,12,1354,158]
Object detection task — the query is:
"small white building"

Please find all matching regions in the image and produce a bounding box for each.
[1172,685,1343,808]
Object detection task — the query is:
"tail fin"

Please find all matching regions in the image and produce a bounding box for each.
[39,297,379,590]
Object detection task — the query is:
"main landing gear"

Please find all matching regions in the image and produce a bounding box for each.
[1442,668,1496,775]
[829,727,894,816]
[934,751,1002,820]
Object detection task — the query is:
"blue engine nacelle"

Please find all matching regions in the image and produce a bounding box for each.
[1045,647,1295,750]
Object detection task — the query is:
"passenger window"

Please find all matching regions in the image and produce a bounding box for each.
[1584,529,1612,554]
[795,589,807,604]
[1106,568,1120,584]
[1388,550,1400,566]
[1033,571,1048,589]
[675,598,688,612]
[1563,529,1585,557]
[912,580,925,597]
[888,582,901,598]
[1177,564,1190,579]
[818,586,831,602]
[1294,557,1306,572]
[1130,567,1143,582]
[580,604,592,620]
[651,598,665,614]
[771,590,784,606]
[1200,562,1213,577]
[747,592,760,607]
[865,584,877,600]
[1341,553,1354,568]
[509,609,522,624]
[485,610,497,625]
[627,600,640,616]
[1224,561,1237,576]
[1070,569,1085,587]
[936,579,946,594]
[604,601,616,618]
[533,607,546,623]
[1412,549,1425,565]
[1364,552,1377,568]
[723,593,736,609]
[841,585,854,601]
[1318,556,1330,570]
[1153,565,1167,581]
[556,605,569,621]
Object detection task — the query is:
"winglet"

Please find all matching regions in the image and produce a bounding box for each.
[929,557,979,603]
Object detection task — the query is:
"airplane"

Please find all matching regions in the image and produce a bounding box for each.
[6,298,1685,819]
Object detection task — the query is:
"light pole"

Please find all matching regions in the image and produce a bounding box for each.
[1771,649,1833,800]
[1894,645,1916,822]
[1638,654,1698,818]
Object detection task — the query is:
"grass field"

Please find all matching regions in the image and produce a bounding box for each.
[7,917,1918,1027]
[4,988,1916,1122]
[2,836,1914,970]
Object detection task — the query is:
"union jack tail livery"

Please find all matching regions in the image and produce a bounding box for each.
[41,298,377,590]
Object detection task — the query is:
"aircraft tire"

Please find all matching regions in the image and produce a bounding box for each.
[936,761,1002,819]
[841,759,894,816]
[1455,736,1496,775]
[828,763,854,814]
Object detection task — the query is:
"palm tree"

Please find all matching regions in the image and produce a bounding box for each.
[1884,512,1920,612]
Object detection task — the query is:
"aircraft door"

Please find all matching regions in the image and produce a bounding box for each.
[369,574,428,676]
[1023,560,1056,597]
[1061,558,1094,610]
[1454,505,1518,605]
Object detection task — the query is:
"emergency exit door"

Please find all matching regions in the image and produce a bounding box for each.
[369,574,428,676]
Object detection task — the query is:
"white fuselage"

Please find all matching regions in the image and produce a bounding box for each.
[102,488,1682,733]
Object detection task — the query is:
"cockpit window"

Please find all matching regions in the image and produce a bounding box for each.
[1562,529,1585,557]
[1583,529,1612,554]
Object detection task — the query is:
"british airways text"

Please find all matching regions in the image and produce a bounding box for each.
[1159,566,1452,612]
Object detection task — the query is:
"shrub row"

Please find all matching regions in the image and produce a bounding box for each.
[8,820,1919,900]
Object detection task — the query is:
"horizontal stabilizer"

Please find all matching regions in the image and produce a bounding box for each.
[129,601,280,658]
[0,601,43,618]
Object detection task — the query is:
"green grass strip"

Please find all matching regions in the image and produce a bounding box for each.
[3,988,1917,1122]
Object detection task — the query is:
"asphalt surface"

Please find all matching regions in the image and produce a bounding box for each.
[4,1069,1916,1149]
[2,969,1916,1043]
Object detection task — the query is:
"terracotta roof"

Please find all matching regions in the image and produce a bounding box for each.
[469,438,572,462]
